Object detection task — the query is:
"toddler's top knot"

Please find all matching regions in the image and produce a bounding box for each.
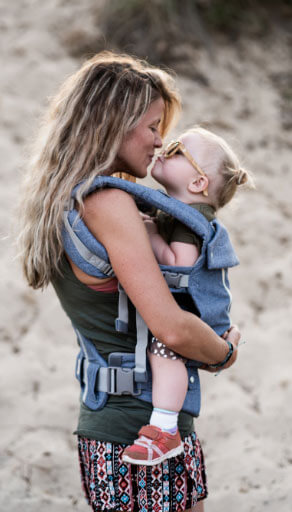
[236,168,249,186]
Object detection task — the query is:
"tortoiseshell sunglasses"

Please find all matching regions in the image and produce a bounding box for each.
[163,141,208,196]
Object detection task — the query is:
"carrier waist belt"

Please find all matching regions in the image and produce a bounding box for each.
[75,329,202,416]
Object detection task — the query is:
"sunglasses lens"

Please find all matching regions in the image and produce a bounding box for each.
[165,142,179,158]
[165,148,174,157]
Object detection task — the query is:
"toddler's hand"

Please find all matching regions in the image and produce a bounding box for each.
[144,219,159,236]
[139,212,152,221]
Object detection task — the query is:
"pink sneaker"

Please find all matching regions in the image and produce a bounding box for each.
[122,425,183,466]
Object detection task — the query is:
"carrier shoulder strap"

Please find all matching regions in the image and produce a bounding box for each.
[82,176,213,238]
[62,176,214,277]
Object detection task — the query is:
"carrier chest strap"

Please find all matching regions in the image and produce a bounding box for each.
[114,284,148,383]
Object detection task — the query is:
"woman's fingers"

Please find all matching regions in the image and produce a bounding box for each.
[225,325,241,348]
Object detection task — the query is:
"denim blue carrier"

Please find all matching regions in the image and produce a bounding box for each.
[63,176,239,417]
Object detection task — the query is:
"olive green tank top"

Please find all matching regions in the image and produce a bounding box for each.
[52,257,194,444]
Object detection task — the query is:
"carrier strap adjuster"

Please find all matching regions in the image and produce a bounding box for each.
[98,366,141,396]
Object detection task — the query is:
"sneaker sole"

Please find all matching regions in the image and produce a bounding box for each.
[122,443,184,466]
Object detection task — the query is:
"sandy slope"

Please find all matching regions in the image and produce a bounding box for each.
[0,1,291,511]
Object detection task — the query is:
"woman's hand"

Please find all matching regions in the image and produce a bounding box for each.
[221,324,241,369]
[200,325,241,372]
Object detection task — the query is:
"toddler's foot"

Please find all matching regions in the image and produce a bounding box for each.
[122,425,183,466]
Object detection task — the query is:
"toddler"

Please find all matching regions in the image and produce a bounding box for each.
[123,127,252,465]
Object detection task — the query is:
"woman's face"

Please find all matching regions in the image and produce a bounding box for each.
[115,97,164,178]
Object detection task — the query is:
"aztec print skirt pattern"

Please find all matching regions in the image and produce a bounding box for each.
[78,431,207,512]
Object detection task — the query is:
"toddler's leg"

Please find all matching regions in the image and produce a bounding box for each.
[149,348,188,412]
[122,340,188,465]
[148,340,188,434]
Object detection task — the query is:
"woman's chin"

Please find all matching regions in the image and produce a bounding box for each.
[133,169,147,180]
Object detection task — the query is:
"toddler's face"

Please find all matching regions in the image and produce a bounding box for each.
[151,136,198,194]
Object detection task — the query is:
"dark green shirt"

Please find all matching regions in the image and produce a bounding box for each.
[157,203,216,249]
[52,257,194,444]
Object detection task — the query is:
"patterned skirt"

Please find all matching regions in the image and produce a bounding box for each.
[78,431,207,512]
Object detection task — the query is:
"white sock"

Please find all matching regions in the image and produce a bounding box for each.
[150,407,178,433]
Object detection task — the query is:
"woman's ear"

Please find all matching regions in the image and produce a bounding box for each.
[187,176,209,196]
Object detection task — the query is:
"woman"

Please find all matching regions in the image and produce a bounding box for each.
[18,51,240,512]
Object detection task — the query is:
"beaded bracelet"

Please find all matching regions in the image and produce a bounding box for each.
[208,341,234,369]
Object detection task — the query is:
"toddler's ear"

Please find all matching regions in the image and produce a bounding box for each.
[187,176,209,196]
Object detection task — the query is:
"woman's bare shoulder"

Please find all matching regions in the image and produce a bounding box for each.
[84,187,135,214]
[82,187,140,244]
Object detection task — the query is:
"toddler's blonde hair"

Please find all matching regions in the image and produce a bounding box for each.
[182,126,254,208]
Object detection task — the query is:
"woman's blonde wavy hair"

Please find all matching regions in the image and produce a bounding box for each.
[17,51,181,289]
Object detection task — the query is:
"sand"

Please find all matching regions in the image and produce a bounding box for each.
[0,1,291,511]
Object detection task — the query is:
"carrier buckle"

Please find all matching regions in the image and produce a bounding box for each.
[107,367,141,396]
[163,271,184,289]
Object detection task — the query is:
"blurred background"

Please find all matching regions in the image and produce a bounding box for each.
[0,1,291,511]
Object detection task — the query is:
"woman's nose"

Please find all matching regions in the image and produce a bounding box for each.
[154,132,163,148]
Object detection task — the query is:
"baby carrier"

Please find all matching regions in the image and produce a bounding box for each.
[62,176,239,416]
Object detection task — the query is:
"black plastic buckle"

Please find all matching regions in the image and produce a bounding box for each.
[107,367,141,396]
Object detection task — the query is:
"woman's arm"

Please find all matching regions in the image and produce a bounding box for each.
[82,188,239,367]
